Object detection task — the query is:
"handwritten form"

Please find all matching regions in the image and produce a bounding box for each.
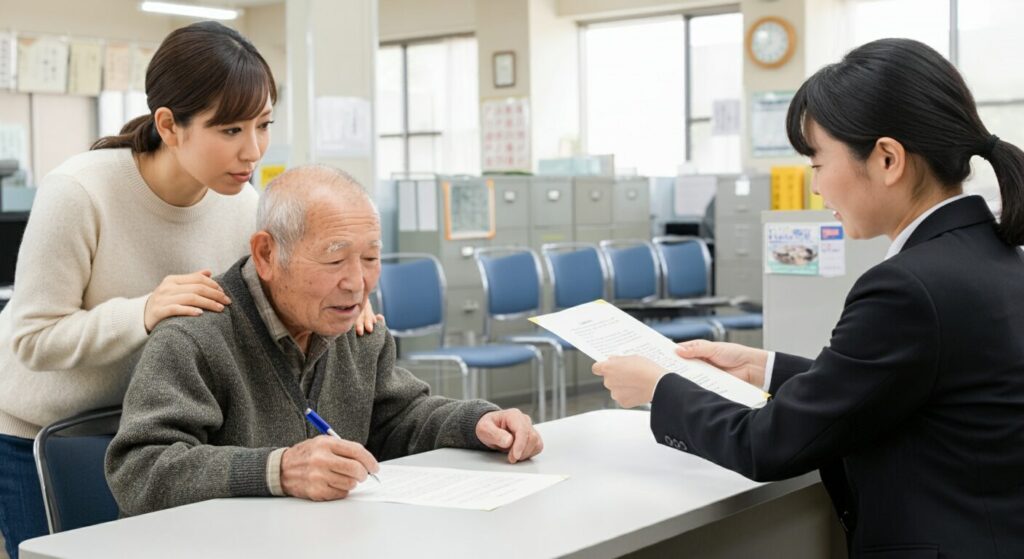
[347,465,567,511]
[531,300,769,408]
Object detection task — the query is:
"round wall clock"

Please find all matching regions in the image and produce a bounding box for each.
[746,16,796,69]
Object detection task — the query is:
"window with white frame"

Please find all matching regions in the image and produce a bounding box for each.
[843,0,1024,206]
[376,35,480,179]
[581,11,742,177]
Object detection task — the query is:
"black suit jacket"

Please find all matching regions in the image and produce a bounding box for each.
[651,196,1024,558]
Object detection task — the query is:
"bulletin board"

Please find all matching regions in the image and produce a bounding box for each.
[442,179,496,241]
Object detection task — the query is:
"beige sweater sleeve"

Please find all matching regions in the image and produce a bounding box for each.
[7,173,149,372]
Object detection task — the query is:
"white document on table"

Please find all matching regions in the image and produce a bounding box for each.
[530,300,769,408]
[347,465,567,511]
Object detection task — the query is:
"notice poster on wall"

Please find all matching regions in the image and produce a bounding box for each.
[711,98,741,136]
[68,41,102,96]
[103,43,132,91]
[751,91,796,158]
[17,36,68,94]
[765,222,846,277]
[315,96,372,158]
[481,97,530,173]
[0,33,15,90]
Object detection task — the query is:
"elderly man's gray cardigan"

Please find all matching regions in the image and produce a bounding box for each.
[105,257,497,516]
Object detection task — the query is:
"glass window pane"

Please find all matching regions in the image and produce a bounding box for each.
[846,0,949,57]
[689,13,742,120]
[440,36,480,175]
[409,135,441,174]
[405,37,479,174]
[959,0,1024,103]
[584,17,686,176]
[689,120,741,174]
[377,136,405,179]
[376,46,404,135]
[407,41,447,132]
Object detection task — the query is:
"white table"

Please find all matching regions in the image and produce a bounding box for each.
[21,410,837,558]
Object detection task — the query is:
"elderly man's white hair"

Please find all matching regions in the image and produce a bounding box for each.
[257,164,379,266]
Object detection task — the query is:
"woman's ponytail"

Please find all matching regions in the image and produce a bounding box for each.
[91,114,162,153]
[985,138,1024,246]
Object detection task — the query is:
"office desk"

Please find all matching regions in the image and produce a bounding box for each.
[21,410,837,559]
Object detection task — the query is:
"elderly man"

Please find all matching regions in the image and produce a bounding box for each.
[106,165,543,516]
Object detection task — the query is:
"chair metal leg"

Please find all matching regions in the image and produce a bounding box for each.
[501,337,566,419]
[559,351,568,418]
[462,366,472,400]
[398,356,471,400]
[708,319,726,342]
[528,346,545,422]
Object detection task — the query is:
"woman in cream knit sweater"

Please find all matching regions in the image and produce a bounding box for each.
[0,22,377,557]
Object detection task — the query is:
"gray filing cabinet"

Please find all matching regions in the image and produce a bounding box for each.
[570,176,651,242]
[714,174,771,304]
[573,177,613,243]
[529,177,574,256]
[611,177,651,240]
[762,210,888,358]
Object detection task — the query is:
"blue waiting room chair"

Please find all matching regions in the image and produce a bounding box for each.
[598,239,721,343]
[376,253,547,421]
[652,235,764,334]
[540,242,609,312]
[34,406,122,534]
[474,246,569,418]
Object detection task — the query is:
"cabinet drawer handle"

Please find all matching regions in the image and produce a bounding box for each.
[460,246,475,258]
[626,188,637,200]
[590,190,602,202]
[504,190,517,203]
[547,189,560,202]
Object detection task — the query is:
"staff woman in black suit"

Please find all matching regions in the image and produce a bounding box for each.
[593,38,1024,558]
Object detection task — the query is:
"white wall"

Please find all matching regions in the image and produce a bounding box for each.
[379,0,475,42]
[557,0,730,18]
[476,0,532,100]
[739,0,806,172]
[0,0,276,183]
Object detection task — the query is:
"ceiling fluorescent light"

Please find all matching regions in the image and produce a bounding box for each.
[140,2,241,20]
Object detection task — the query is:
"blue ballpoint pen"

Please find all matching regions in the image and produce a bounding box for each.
[304,407,382,484]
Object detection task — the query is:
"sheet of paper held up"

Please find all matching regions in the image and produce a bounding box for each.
[347,465,567,511]
[530,300,769,408]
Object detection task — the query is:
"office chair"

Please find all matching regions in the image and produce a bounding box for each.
[474,246,569,418]
[33,406,122,534]
[652,235,764,334]
[598,239,721,342]
[377,253,547,421]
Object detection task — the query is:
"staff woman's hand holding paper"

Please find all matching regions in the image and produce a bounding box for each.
[592,355,668,408]
[675,340,769,389]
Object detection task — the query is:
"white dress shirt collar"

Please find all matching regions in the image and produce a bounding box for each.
[885,193,974,260]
